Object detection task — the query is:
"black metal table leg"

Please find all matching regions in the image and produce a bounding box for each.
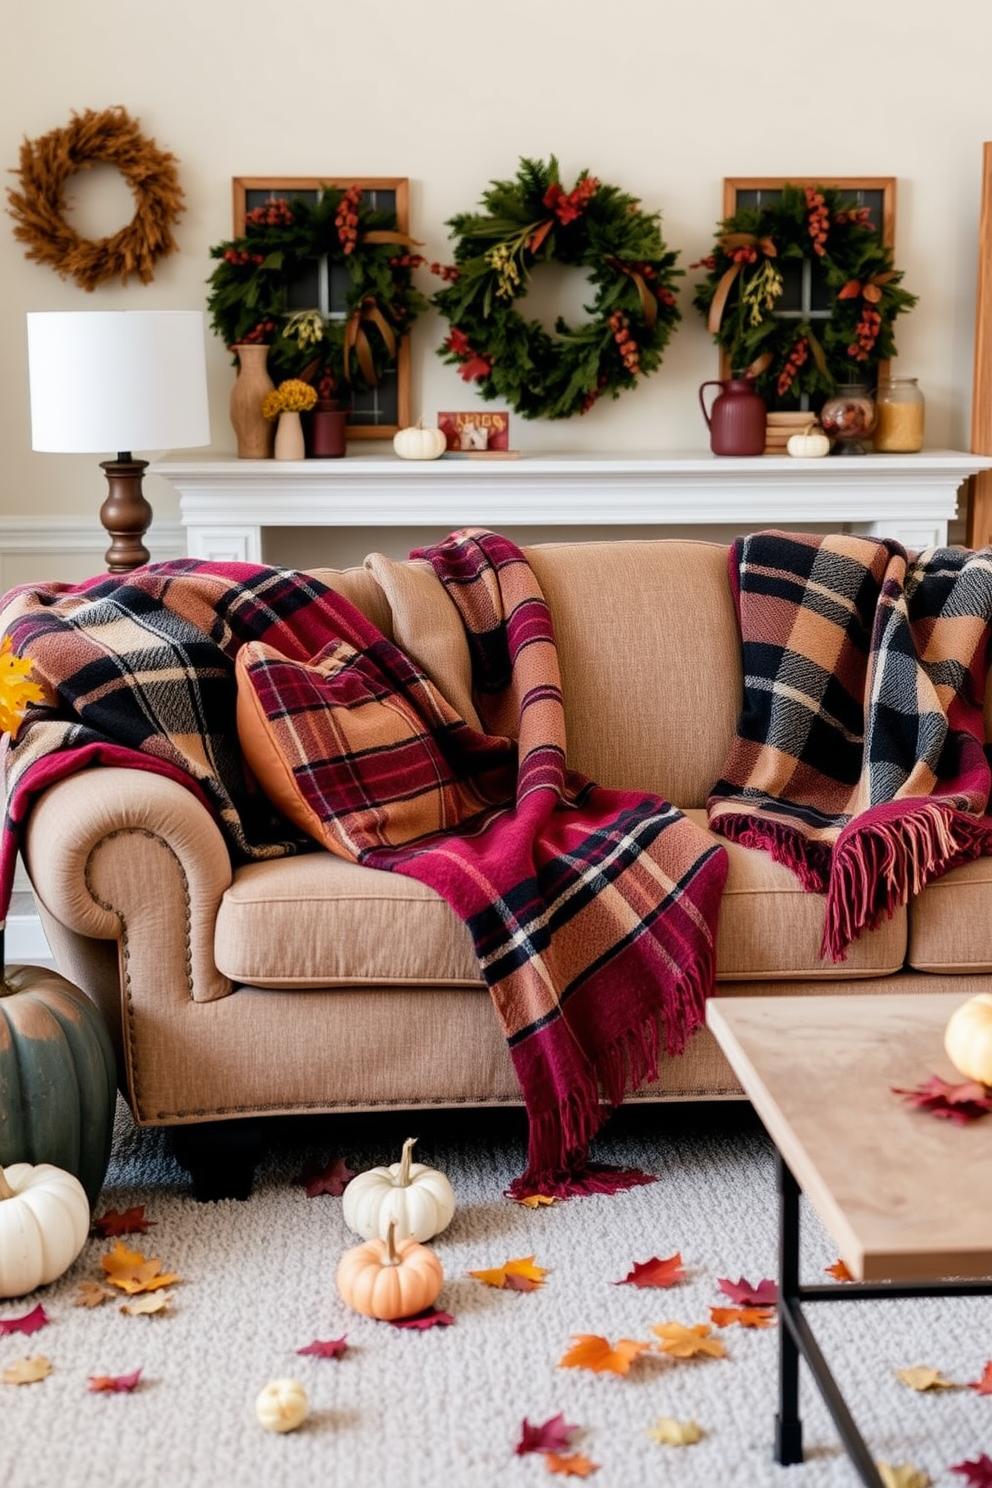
[775,1152,803,1464]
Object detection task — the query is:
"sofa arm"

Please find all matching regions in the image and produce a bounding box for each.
[23,768,234,1004]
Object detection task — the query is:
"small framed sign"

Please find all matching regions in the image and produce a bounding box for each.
[437,410,512,455]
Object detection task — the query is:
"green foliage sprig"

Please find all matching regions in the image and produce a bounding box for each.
[206,187,429,396]
[691,183,918,411]
[430,156,682,421]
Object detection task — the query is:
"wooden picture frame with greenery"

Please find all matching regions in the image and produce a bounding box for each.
[232,176,412,439]
[718,176,897,386]
[967,145,992,547]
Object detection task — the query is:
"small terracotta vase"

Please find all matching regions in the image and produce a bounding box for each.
[274,410,305,461]
[307,401,348,458]
[230,344,275,459]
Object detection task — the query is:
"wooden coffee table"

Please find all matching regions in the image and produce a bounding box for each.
[706,992,992,1487]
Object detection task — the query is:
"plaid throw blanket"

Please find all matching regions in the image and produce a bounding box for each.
[708,530,992,958]
[0,540,726,1199]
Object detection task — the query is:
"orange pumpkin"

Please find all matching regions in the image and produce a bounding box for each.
[336,1218,443,1319]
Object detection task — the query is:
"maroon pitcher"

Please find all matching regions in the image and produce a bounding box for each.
[699,377,767,456]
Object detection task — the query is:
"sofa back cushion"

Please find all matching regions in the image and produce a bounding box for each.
[366,539,741,809]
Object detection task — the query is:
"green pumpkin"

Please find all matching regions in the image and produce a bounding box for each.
[0,965,117,1207]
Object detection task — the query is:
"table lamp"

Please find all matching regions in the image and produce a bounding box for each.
[26,310,211,572]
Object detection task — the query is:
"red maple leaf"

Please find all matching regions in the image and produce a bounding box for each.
[0,1304,48,1336]
[297,1156,356,1197]
[717,1276,778,1306]
[91,1206,155,1238]
[968,1360,992,1395]
[951,1454,992,1487]
[296,1336,348,1359]
[892,1075,992,1125]
[88,1368,143,1394]
[615,1251,685,1289]
[388,1307,455,1330]
[515,1412,579,1456]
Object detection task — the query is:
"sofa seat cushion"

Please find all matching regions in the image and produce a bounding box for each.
[907,856,992,973]
[683,810,907,980]
[215,855,483,988]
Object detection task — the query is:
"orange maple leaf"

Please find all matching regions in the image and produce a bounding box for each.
[91,1205,155,1238]
[557,1334,650,1375]
[969,1360,992,1394]
[469,1255,548,1291]
[511,1194,556,1209]
[101,1240,181,1295]
[545,1451,598,1477]
[825,1259,853,1282]
[709,1305,776,1329]
[651,1322,727,1359]
[616,1251,685,1288]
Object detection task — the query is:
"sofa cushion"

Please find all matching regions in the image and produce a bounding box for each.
[235,638,488,861]
[215,855,482,987]
[683,810,907,980]
[907,856,992,973]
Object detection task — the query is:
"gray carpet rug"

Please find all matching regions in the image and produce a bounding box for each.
[2,1098,989,1488]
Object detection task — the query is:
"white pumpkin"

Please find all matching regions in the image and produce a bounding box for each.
[0,1161,90,1298]
[342,1137,455,1243]
[787,422,831,459]
[255,1377,309,1433]
[944,991,992,1086]
[392,421,447,461]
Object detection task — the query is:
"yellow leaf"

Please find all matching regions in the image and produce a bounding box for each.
[0,636,44,739]
[513,1194,556,1208]
[894,1366,956,1392]
[120,1292,173,1316]
[651,1322,727,1359]
[2,1355,52,1385]
[468,1255,548,1290]
[74,1281,114,1309]
[878,1463,932,1488]
[557,1334,650,1375]
[646,1415,703,1446]
[101,1239,181,1295]
[545,1451,598,1477]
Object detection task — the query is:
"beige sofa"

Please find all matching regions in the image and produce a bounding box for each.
[22,538,992,1194]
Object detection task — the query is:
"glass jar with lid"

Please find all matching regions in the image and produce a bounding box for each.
[872,376,925,453]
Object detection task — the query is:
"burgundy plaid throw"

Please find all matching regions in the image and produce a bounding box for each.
[708,530,992,958]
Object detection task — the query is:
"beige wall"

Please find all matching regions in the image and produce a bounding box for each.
[1,0,988,558]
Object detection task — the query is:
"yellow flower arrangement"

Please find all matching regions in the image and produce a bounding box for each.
[0,636,44,739]
[261,378,318,421]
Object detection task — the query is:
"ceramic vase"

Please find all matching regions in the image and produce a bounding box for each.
[307,401,348,458]
[274,410,305,461]
[230,344,275,459]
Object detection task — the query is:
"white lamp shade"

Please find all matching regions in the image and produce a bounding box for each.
[27,310,211,455]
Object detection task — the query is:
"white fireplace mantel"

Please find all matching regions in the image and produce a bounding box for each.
[153,449,991,564]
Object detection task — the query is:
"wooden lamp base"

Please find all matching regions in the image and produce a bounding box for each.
[99,455,153,573]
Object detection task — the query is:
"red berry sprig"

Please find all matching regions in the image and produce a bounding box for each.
[232,318,277,349]
[335,185,362,255]
[777,335,809,395]
[430,261,460,283]
[805,187,830,257]
[388,252,427,270]
[245,198,294,229]
[580,374,609,414]
[848,305,882,361]
[222,248,265,266]
[610,310,641,376]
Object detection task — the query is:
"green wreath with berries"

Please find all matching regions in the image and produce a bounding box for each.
[431,156,682,421]
[206,186,429,396]
[691,183,918,412]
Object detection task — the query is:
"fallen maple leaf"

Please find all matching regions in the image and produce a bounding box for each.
[825,1259,854,1282]
[645,1415,703,1446]
[91,1205,155,1238]
[952,1454,992,1488]
[545,1452,597,1477]
[297,1156,356,1197]
[88,1368,143,1393]
[469,1256,548,1291]
[895,1365,956,1392]
[120,1293,173,1317]
[101,1240,180,1295]
[0,1304,48,1336]
[651,1322,727,1359]
[557,1335,650,1375]
[709,1305,775,1329]
[389,1307,455,1330]
[717,1276,778,1306]
[878,1463,931,1488]
[2,1355,52,1385]
[515,1412,578,1456]
[297,1336,348,1359]
[512,1193,556,1208]
[892,1074,992,1125]
[615,1252,685,1289]
[74,1281,114,1309]
[968,1361,992,1394]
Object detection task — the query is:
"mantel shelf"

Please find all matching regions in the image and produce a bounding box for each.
[153,449,991,564]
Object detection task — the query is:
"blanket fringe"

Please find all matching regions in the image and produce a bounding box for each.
[711,812,831,893]
[823,800,992,960]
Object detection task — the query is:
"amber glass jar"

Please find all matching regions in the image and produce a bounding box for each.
[872,376,925,453]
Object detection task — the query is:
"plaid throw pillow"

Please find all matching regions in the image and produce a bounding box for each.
[234,637,499,861]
